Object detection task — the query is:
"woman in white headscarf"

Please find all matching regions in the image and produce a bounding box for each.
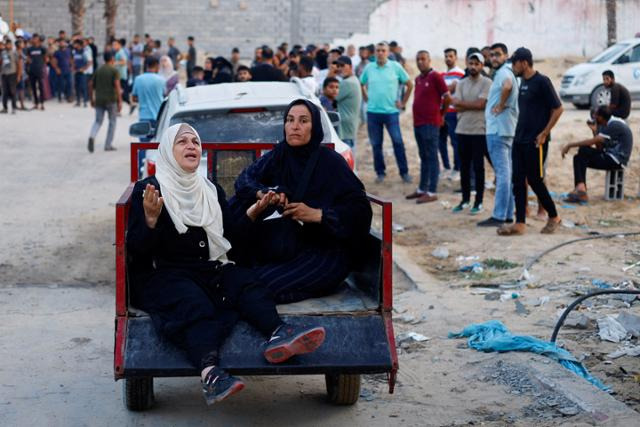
[126,123,326,406]
[158,55,179,94]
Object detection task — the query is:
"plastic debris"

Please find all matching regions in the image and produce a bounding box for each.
[460,262,484,273]
[431,246,449,259]
[591,279,612,289]
[397,331,430,344]
[448,320,609,390]
[392,223,405,232]
[500,292,520,302]
[597,316,628,343]
[561,219,575,228]
[533,296,550,307]
[616,312,640,337]
[607,345,640,359]
[622,261,640,272]
[560,204,577,210]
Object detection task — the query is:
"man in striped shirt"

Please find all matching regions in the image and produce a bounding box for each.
[438,48,465,181]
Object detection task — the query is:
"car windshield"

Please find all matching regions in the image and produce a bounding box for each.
[169,109,285,142]
[589,43,630,63]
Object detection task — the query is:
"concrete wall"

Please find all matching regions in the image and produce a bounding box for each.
[334,0,640,59]
[2,0,639,60]
[0,0,381,57]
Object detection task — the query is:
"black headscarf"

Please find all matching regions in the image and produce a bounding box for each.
[271,99,324,198]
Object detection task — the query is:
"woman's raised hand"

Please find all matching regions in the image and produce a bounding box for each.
[143,184,164,229]
[247,190,279,221]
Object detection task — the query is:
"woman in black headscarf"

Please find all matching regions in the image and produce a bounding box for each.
[231,99,372,303]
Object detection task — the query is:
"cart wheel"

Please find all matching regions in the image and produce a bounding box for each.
[123,377,154,411]
[325,374,361,405]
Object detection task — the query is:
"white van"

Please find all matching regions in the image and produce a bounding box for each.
[559,38,640,109]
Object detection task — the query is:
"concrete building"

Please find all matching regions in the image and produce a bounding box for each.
[1,0,639,59]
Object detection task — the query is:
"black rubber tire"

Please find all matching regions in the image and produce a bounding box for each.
[123,377,154,411]
[572,103,590,110]
[590,84,610,109]
[325,374,361,405]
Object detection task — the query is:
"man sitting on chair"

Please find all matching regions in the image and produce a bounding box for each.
[561,105,633,203]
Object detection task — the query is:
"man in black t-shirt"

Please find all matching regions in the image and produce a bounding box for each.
[250,47,287,82]
[602,70,630,119]
[561,105,633,203]
[498,47,564,236]
[26,34,47,110]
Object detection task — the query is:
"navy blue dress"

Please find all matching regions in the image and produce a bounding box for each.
[231,99,373,303]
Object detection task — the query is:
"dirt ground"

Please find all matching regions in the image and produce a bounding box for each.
[1,57,639,426]
[355,57,640,417]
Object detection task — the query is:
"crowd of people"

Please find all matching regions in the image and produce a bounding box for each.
[1,26,635,234]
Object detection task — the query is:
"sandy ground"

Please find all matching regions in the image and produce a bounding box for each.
[1,57,640,426]
[355,57,640,416]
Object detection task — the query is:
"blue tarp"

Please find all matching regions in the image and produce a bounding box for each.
[448,320,609,391]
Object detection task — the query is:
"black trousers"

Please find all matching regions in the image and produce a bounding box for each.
[512,142,558,224]
[28,73,43,105]
[133,264,283,370]
[457,133,487,206]
[2,73,17,110]
[573,146,620,187]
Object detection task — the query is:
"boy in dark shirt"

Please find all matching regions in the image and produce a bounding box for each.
[186,66,206,87]
[498,48,563,236]
[319,76,339,112]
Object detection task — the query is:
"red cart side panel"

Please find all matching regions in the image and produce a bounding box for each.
[114,316,127,380]
[115,184,134,317]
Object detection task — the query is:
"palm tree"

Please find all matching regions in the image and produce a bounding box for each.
[68,0,86,36]
[105,0,118,43]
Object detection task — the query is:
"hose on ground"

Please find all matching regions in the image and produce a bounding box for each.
[550,289,640,343]
[524,232,640,273]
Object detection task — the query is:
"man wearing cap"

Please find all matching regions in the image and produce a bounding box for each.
[498,47,563,236]
[360,41,414,183]
[478,43,518,227]
[335,55,362,163]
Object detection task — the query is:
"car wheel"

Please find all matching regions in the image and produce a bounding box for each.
[590,85,611,109]
[572,103,590,110]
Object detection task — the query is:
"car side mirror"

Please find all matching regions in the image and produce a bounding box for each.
[327,111,341,127]
[129,121,153,138]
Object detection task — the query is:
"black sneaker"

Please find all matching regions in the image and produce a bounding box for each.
[201,366,244,405]
[264,324,326,364]
[477,217,505,227]
[87,137,94,153]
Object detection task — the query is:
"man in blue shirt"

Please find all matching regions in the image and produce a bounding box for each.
[53,39,72,102]
[131,56,165,141]
[360,42,414,183]
[113,39,130,104]
[478,43,519,227]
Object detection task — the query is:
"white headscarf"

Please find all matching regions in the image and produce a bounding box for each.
[155,123,232,262]
[159,55,177,80]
